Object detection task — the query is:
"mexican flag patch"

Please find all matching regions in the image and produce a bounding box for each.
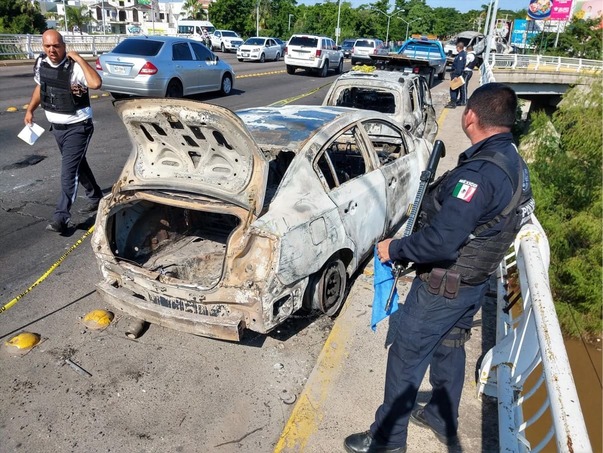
[452,179,478,202]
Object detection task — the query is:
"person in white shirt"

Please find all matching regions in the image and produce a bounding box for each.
[24,29,103,234]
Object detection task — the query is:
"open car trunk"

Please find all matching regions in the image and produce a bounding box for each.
[108,199,240,289]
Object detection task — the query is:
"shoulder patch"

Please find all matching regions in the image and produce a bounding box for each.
[452,179,478,202]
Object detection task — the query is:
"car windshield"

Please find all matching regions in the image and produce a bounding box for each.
[289,36,318,47]
[245,38,265,45]
[334,87,396,114]
[111,39,163,56]
[342,41,355,48]
[222,31,239,37]
[355,40,375,48]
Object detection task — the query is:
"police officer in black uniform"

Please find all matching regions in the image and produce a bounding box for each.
[460,46,478,105]
[344,83,534,453]
[446,42,466,108]
[25,29,104,234]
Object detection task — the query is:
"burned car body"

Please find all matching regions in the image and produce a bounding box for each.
[323,70,438,143]
[92,99,432,341]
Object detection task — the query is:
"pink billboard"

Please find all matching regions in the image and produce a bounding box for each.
[551,0,574,20]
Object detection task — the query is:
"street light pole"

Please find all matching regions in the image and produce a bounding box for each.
[372,8,404,47]
[256,0,260,37]
[399,17,421,41]
[335,0,341,46]
[101,0,106,35]
[62,0,68,32]
[288,14,294,32]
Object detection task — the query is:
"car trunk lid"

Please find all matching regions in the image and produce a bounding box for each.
[114,99,268,215]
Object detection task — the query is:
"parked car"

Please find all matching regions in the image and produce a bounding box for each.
[396,37,447,87]
[273,37,286,55]
[237,37,282,62]
[323,69,438,143]
[95,36,235,99]
[351,38,389,65]
[284,34,344,77]
[91,99,432,341]
[210,30,244,53]
[340,38,357,59]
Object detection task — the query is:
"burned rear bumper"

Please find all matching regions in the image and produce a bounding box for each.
[96,282,246,341]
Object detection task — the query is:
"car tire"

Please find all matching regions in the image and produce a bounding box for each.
[238,58,243,62]
[220,74,233,95]
[351,58,357,65]
[221,43,226,53]
[335,58,343,74]
[165,80,183,98]
[427,68,435,88]
[438,69,445,80]
[259,53,265,63]
[319,60,329,77]
[303,257,347,316]
[275,52,280,61]
[286,65,296,75]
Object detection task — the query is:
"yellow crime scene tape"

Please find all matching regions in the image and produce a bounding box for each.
[0,225,95,314]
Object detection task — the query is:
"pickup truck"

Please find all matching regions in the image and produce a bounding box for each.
[392,37,447,87]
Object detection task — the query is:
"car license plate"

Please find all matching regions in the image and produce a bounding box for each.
[112,65,127,75]
[242,52,249,57]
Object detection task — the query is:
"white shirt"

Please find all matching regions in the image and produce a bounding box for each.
[464,52,476,72]
[34,56,93,124]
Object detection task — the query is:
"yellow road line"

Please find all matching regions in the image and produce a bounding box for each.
[273,303,355,452]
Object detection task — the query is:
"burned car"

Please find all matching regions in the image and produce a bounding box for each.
[323,69,438,143]
[91,99,432,341]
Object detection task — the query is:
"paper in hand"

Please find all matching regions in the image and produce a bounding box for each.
[18,122,45,145]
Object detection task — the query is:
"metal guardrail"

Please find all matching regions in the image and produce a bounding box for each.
[0,34,126,59]
[478,216,592,453]
[486,53,603,73]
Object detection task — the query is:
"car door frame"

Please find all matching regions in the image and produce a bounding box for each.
[172,41,200,95]
[316,122,387,263]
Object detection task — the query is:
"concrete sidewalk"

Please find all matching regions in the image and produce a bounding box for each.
[274,74,500,453]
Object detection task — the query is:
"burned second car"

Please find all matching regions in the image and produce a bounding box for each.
[92,99,432,341]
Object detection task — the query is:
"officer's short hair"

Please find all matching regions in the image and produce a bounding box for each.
[467,83,517,129]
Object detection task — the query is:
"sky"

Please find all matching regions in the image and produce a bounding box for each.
[297,0,529,13]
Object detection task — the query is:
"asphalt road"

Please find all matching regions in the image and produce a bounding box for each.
[0,54,450,453]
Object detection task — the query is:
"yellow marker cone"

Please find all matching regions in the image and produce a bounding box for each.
[5,332,41,353]
[83,309,114,330]
[6,106,18,112]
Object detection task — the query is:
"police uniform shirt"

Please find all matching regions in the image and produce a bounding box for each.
[389,132,521,266]
[34,56,92,125]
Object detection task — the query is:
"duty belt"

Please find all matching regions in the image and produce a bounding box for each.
[51,118,92,130]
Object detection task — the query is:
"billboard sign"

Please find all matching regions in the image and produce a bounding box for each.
[527,0,553,20]
[550,0,574,20]
[511,19,542,48]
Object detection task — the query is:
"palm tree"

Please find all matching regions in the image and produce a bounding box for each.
[182,0,207,20]
[64,6,93,34]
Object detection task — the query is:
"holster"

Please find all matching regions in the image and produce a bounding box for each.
[422,268,461,299]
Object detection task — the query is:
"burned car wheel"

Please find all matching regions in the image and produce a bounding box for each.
[304,258,347,316]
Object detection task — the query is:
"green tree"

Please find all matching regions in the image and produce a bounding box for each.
[521,79,603,339]
[208,0,254,36]
[535,16,603,59]
[182,0,207,20]
[59,6,93,34]
[0,0,46,34]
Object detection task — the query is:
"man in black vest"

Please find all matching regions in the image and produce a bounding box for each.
[24,29,103,234]
[344,83,534,453]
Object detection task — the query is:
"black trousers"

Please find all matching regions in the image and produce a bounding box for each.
[460,70,473,104]
[50,119,103,224]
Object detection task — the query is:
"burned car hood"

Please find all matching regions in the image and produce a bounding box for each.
[114,99,268,214]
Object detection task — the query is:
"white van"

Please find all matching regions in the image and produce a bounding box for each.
[177,19,215,40]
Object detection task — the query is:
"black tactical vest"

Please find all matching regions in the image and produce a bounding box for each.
[420,149,535,285]
[38,57,90,114]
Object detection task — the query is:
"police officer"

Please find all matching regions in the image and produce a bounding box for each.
[460,46,478,105]
[446,42,466,108]
[344,83,534,453]
[25,29,104,234]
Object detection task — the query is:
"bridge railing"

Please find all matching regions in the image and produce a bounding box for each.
[485,53,603,74]
[0,34,126,59]
[478,216,592,452]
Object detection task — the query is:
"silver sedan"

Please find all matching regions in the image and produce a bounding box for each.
[95,35,235,99]
[237,37,282,62]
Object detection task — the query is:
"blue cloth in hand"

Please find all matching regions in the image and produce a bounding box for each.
[371,246,399,331]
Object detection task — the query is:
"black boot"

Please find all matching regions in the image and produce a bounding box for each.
[343,431,406,453]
